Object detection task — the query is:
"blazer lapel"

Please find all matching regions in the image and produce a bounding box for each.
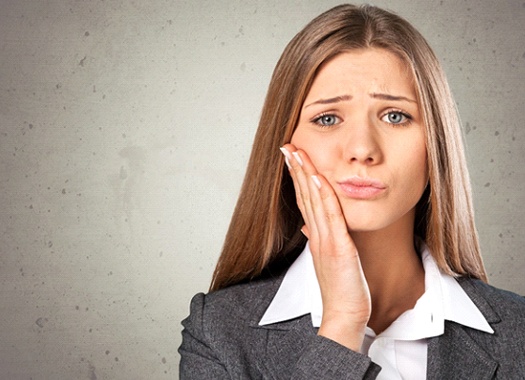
[251,314,317,380]
[427,278,501,380]
[426,321,498,379]
[242,269,317,380]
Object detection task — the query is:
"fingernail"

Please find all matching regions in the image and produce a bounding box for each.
[284,156,291,169]
[292,151,303,166]
[279,147,292,169]
[279,147,292,159]
[311,175,321,189]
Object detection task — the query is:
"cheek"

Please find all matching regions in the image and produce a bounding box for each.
[291,129,338,172]
[415,143,428,181]
[389,135,427,196]
[403,143,428,191]
[290,130,318,160]
[290,128,308,147]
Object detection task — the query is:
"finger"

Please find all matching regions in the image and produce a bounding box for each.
[280,145,319,239]
[308,173,356,253]
[288,147,356,254]
[301,225,310,239]
[280,146,307,221]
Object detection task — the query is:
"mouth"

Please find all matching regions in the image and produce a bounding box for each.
[337,176,386,199]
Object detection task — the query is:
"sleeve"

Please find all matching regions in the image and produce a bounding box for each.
[291,335,381,380]
[178,293,231,380]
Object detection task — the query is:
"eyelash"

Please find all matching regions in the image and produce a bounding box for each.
[381,109,413,127]
[310,110,413,129]
[311,113,341,128]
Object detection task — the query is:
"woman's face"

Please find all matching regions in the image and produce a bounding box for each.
[291,48,428,233]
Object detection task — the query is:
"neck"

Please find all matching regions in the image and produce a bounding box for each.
[350,220,425,334]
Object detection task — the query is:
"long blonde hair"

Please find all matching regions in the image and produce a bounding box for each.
[210,4,487,291]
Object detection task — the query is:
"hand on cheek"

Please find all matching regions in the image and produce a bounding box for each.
[280,143,371,352]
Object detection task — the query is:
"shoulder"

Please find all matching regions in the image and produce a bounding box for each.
[458,277,525,315]
[458,277,525,340]
[181,273,284,345]
[196,273,284,321]
[452,277,525,376]
[179,274,286,378]
[188,247,302,325]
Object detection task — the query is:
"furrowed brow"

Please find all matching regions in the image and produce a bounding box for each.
[370,92,416,103]
[304,95,352,108]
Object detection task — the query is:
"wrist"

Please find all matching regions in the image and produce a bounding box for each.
[318,315,368,352]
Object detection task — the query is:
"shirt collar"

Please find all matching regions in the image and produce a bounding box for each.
[259,241,493,338]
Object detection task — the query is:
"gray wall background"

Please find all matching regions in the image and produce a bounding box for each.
[1,0,523,378]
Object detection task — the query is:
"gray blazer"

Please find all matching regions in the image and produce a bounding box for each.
[179,272,525,379]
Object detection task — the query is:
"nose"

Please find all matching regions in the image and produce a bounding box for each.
[342,119,382,165]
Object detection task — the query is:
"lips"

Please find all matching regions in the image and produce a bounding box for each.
[337,176,386,199]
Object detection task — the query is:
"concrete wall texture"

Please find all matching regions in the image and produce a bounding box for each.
[1,0,523,378]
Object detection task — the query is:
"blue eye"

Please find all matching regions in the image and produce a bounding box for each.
[382,111,411,126]
[313,114,341,127]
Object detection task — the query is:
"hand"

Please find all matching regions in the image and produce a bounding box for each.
[280,144,371,351]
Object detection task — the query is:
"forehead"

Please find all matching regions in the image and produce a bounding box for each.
[305,48,416,101]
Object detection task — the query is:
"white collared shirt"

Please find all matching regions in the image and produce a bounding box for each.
[260,242,493,379]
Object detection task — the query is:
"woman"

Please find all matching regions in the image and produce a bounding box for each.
[179,4,525,379]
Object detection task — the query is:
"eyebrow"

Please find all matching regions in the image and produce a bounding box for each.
[304,92,417,108]
[370,92,417,103]
[304,95,352,108]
